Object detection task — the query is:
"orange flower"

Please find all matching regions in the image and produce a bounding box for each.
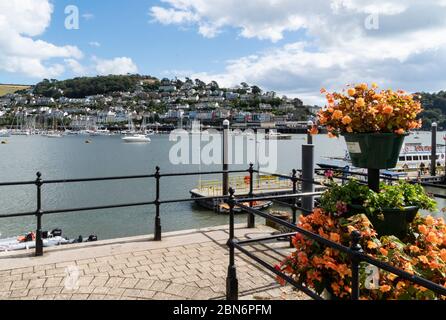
[409,245,420,253]
[309,126,319,135]
[380,285,391,293]
[357,83,368,90]
[346,126,353,133]
[347,88,356,96]
[342,115,352,125]
[379,248,389,256]
[418,255,429,264]
[320,88,327,94]
[383,106,394,114]
[425,216,435,226]
[367,241,378,249]
[395,129,405,135]
[355,98,366,108]
[330,232,341,243]
[332,110,343,120]
[426,232,440,245]
[418,225,429,235]
[440,249,446,262]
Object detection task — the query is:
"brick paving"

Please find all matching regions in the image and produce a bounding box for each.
[0,225,309,300]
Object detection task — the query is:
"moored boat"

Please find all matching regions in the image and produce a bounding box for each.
[122,134,151,143]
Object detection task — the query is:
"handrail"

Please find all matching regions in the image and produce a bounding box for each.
[225,190,446,300]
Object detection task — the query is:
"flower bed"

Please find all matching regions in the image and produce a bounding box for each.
[276,209,446,300]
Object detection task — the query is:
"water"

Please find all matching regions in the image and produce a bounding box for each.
[0,131,444,240]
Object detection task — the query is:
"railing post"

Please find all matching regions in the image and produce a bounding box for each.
[226,188,239,300]
[350,230,363,300]
[302,144,314,214]
[431,122,437,177]
[154,166,162,241]
[291,169,298,224]
[35,172,43,257]
[247,164,255,228]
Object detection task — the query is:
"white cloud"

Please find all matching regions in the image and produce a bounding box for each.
[65,59,87,75]
[89,41,101,48]
[0,0,83,79]
[94,57,138,75]
[151,0,446,104]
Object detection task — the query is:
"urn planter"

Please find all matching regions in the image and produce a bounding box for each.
[342,133,407,169]
[349,204,419,238]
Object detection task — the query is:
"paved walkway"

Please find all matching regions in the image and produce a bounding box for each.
[0,225,309,300]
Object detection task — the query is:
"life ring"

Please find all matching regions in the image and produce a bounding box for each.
[244,176,251,185]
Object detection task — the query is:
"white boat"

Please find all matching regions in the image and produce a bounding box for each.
[11,130,31,136]
[122,134,151,143]
[45,131,63,138]
[264,131,292,140]
[0,129,10,137]
[0,229,97,252]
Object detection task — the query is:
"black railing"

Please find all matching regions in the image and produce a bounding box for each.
[225,168,446,300]
[0,167,252,257]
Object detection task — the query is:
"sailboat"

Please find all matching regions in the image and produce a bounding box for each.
[45,115,63,138]
[122,115,151,143]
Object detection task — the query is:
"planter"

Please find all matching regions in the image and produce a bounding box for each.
[342,133,407,169]
[349,204,419,238]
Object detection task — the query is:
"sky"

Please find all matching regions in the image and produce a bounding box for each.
[1,0,446,104]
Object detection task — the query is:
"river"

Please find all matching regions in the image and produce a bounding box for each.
[0,131,444,240]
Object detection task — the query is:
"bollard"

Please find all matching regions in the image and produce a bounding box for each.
[431,122,437,177]
[226,188,239,300]
[301,144,314,214]
[350,230,363,300]
[223,120,230,196]
[154,167,162,241]
[35,172,44,257]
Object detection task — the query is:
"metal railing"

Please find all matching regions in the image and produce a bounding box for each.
[225,168,446,300]
[0,167,253,256]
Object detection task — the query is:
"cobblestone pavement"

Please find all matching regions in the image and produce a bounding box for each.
[0,225,309,300]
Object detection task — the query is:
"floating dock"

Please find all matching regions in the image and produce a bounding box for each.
[190,175,326,214]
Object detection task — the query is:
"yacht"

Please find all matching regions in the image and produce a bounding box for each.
[122,134,151,143]
[264,131,292,140]
[0,129,10,137]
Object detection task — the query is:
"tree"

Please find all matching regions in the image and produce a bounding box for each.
[251,85,262,95]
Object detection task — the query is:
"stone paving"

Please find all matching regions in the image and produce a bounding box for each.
[0,224,309,300]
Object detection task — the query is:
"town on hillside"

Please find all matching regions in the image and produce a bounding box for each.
[0,75,321,134]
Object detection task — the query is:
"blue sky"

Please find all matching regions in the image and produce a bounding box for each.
[2,0,446,104]
[1,0,296,84]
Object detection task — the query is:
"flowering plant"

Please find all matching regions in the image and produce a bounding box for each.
[276,209,446,300]
[319,180,436,218]
[317,83,422,137]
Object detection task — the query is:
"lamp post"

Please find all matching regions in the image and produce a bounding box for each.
[307,120,314,145]
[223,119,230,196]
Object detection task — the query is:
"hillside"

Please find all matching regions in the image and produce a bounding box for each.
[0,84,30,97]
[418,91,446,129]
[33,75,157,99]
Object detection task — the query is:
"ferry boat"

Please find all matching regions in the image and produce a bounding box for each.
[317,142,446,171]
